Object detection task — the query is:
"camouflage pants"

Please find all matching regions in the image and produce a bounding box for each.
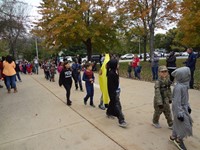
[153,103,173,126]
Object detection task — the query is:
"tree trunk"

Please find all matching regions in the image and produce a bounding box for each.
[83,38,92,61]
[149,0,156,60]
[143,35,147,61]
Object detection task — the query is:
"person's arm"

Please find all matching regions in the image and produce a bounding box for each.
[137,58,140,66]
[82,71,89,82]
[59,71,64,86]
[172,86,185,118]
[154,81,163,106]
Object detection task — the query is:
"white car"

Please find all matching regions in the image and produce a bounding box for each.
[138,53,150,58]
[64,56,73,62]
[82,56,87,63]
[181,52,189,56]
[120,54,134,59]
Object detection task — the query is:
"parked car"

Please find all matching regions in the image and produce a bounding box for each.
[181,52,189,56]
[91,55,100,62]
[64,56,73,62]
[138,53,150,59]
[82,56,87,63]
[120,53,134,59]
[81,55,100,63]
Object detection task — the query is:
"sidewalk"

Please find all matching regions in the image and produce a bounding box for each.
[0,71,200,150]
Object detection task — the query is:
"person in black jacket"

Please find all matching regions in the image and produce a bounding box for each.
[166,51,176,82]
[185,48,197,89]
[59,61,73,106]
[106,59,127,128]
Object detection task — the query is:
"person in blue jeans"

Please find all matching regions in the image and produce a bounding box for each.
[185,48,197,89]
[72,59,83,91]
[3,55,17,93]
[82,62,95,107]
[151,53,159,81]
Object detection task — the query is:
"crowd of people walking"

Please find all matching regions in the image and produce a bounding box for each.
[0,48,198,150]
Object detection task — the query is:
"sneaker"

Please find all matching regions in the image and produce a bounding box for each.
[98,104,106,110]
[90,104,95,108]
[119,121,127,128]
[67,100,72,106]
[152,123,161,128]
[168,125,173,130]
[169,136,176,142]
[174,139,187,150]
[67,103,71,106]
[84,98,87,105]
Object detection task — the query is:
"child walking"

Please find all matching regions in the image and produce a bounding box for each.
[72,59,83,91]
[82,63,95,107]
[169,67,193,150]
[152,65,173,129]
[59,61,73,106]
[106,59,127,128]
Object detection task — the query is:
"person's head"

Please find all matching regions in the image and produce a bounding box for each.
[64,61,70,69]
[187,48,193,54]
[73,58,78,64]
[170,51,175,56]
[85,62,92,71]
[107,59,119,71]
[6,55,13,64]
[172,67,190,85]
[134,54,138,58]
[158,65,168,78]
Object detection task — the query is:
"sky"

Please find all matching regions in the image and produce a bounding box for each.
[22,0,42,22]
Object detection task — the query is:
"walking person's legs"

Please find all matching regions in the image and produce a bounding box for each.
[152,67,156,80]
[89,85,95,107]
[190,69,194,89]
[115,92,126,127]
[16,71,22,81]
[155,66,158,80]
[10,75,17,92]
[5,76,11,93]
[77,74,83,91]
[64,84,72,106]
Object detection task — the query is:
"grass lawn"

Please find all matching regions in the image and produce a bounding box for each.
[118,58,200,90]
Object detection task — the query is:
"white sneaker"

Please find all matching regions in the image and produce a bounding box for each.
[152,123,161,128]
[119,121,127,128]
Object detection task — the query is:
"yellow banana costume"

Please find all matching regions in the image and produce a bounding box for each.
[99,54,110,104]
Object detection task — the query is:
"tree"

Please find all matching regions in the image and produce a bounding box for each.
[35,0,120,61]
[0,0,30,58]
[178,0,200,49]
[155,28,185,52]
[123,0,180,60]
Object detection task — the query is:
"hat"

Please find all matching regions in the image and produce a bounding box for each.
[159,65,168,72]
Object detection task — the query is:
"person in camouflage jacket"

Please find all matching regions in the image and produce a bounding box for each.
[152,65,173,129]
